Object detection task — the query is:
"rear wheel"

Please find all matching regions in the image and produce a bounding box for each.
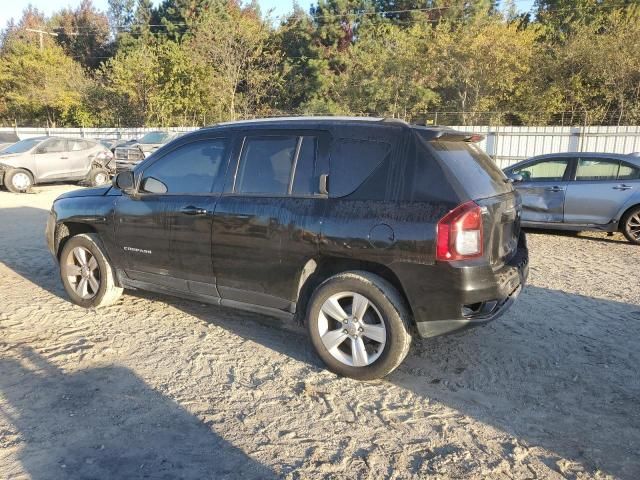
[621,206,640,244]
[5,168,33,193]
[306,271,412,380]
[59,233,123,308]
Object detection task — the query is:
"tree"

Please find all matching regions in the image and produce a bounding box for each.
[532,7,640,125]
[534,0,639,40]
[0,40,90,126]
[336,21,440,119]
[428,15,540,125]
[50,0,111,69]
[187,1,282,120]
[108,0,136,31]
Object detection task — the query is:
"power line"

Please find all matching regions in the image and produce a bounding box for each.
[36,0,637,37]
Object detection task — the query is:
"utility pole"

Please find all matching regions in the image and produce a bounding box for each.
[25,28,58,50]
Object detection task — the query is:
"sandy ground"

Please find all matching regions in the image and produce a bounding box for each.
[0,183,639,480]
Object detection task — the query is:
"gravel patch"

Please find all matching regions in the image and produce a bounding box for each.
[1,184,638,479]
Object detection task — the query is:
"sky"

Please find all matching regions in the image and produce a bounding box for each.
[0,0,535,30]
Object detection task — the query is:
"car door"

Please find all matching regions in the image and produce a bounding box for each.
[211,130,327,311]
[33,138,71,181]
[510,157,571,223]
[67,139,94,177]
[564,157,639,225]
[114,136,231,296]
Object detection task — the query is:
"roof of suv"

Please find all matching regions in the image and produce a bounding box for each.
[203,116,453,135]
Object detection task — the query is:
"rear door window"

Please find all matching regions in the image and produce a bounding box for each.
[618,162,640,180]
[329,138,390,197]
[69,139,92,151]
[513,159,569,182]
[575,158,620,181]
[235,136,298,195]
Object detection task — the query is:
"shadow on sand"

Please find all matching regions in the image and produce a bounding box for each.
[0,345,275,479]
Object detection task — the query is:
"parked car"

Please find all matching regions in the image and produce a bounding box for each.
[0,136,114,193]
[0,132,20,152]
[46,117,528,380]
[114,131,183,171]
[96,138,134,153]
[504,152,640,244]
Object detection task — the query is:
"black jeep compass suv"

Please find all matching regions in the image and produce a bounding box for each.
[46,117,528,380]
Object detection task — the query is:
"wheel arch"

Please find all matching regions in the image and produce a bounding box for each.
[617,202,640,230]
[7,166,36,184]
[54,221,98,260]
[294,256,414,326]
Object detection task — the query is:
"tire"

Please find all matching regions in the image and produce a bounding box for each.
[4,168,34,193]
[87,168,110,187]
[306,270,412,380]
[59,233,123,308]
[621,205,640,245]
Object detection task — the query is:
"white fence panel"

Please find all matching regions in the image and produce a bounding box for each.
[452,126,640,168]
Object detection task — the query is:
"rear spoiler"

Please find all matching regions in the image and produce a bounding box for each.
[416,128,485,143]
[431,131,485,143]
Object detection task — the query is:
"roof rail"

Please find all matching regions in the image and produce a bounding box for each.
[380,118,409,125]
[212,116,385,127]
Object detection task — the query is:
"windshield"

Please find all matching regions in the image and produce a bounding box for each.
[139,132,170,144]
[1,138,44,155]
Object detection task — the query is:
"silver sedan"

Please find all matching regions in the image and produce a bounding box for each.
[504,152,640,244]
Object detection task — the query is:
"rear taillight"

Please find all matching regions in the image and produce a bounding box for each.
[436,201,484,261]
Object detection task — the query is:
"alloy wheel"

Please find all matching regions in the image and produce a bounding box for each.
[627,212,640,241]
[317,292,387,367]
[65,246,100,299]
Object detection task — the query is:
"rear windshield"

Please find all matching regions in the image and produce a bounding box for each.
[139,132,171,144]
[1,138,43,155]
[0,133,19,143]
[428,141,511,199]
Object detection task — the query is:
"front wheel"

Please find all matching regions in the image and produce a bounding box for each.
[59,233,123,308]
[306,271,412,380]
[4,168,33,193]
[621,206,640,244]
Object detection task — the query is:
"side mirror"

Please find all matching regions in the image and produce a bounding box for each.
[507,173,524,183]
[113,171,135,193]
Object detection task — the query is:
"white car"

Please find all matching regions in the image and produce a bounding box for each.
[0,136,114,193]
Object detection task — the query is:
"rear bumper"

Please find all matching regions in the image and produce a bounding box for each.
[400,232,529,338]
[414,280,524,337]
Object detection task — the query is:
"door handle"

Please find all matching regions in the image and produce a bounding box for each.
[544,186,564,192]
[60,156,68,159]
[181,206,207,215]
[613,184,632,191]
